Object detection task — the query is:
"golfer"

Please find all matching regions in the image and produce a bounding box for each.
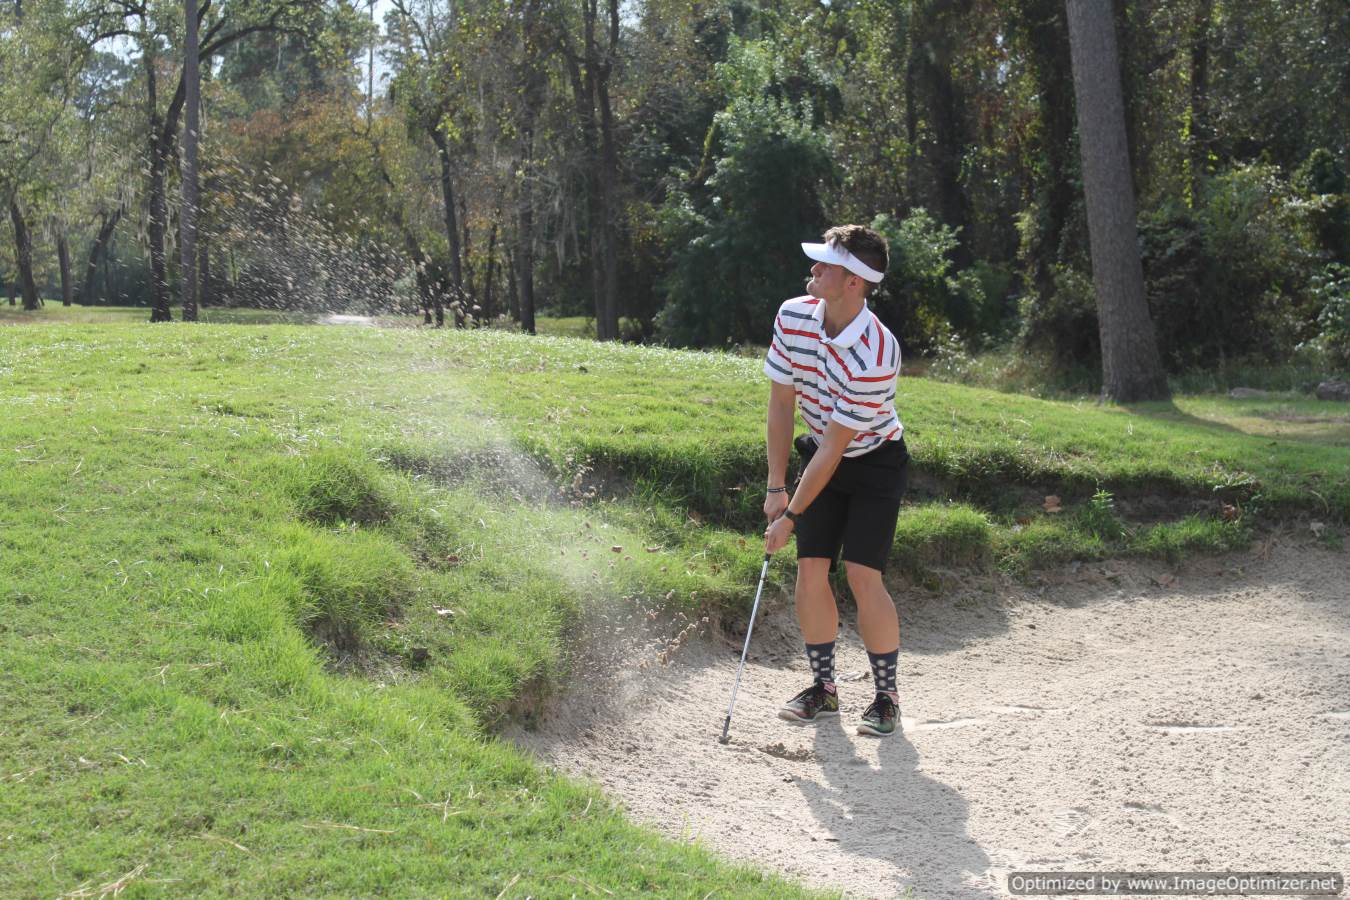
[762,224,909,737]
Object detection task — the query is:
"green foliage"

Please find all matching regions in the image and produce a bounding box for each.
[1128,516,1250,565]
[869,209,991,352]
[655,39,837,347]
[1079,489,1126,542]
[1311,264,1350,369]
[1016,264,1100,371]
[996,519,1103,574]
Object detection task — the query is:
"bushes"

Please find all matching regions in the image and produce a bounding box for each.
[654,39,837,347]
[869,209,994,353]
[1310,263,1350,369]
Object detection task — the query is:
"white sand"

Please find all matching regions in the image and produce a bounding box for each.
[507,541,1350,898]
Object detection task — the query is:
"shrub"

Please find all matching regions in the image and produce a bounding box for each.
[1311,263,1350,369]
[655,39,837,348]
[869,209,991,353]
[1017,264,1100,371]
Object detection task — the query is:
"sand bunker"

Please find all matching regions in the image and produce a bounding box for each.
[508,541,1350,898]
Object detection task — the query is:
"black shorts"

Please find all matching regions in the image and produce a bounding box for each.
[793,434,909,574]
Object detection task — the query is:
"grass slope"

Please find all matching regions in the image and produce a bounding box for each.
[0,323,808,897]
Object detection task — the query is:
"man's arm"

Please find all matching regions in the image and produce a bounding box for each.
[764,380,795,521]
[764,419,857,554]
[788,420,856,517]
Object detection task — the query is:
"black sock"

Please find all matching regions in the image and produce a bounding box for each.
[806,641,836,691]
[868,648,899,695]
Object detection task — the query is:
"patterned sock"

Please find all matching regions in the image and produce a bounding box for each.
[868,648,899,697]
[806,641,836,692]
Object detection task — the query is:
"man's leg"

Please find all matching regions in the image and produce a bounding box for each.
[845,562,898,655]
[795,557,838,644]
[847,561,902,736]
[778,557,840,723]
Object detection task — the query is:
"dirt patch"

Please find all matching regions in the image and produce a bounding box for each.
[507,542,1350,898]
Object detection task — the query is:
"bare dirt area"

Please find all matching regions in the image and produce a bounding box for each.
[507,541,1350,898]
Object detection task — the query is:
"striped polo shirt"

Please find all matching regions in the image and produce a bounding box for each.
[763,295,904,458]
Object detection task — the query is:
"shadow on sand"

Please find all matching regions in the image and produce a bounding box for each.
[795,718,993,899]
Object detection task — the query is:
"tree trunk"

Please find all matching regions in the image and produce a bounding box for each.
[459,193,474,307]
[505,245,520,323]
[143,26,172,322]
[1187,0,1213,199]
[483,220,498,323]
[431,131,463,298]
[514,0,543,336]
[912,1,973,264]
[594,0,622,338]
[1065,0,1169,402]
[75,207,123,306]
[199,233,211,307]
[57,231,73,306]
[9,200,40,310]
[1018,0,1078,300]
[180,0,201,322]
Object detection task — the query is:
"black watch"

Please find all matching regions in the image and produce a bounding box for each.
[782,509,801,524]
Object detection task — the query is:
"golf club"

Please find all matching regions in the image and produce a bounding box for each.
[718,552,772,745]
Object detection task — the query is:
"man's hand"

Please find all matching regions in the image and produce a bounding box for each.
[763,490,788,522]
[764,514,794,555]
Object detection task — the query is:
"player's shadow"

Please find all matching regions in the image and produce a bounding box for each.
[797,718,992,900]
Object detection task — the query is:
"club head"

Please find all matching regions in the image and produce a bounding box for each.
[717,734,730,745]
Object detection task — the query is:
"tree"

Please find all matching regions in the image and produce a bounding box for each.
[1064,0,1169,401]
[179,0,201,321]
[90,0,324,321]
[551,0,624,341]
[1,0,87,311]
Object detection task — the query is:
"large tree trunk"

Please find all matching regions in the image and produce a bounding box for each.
[198,232,211,307]
[1017,0,1078,300]
[1065,0,1169,402]
[430,130,464,299]
[8,200,40,310]
[514,0,543,336]
[57,231,73,306]
[143,27,172,323]
[75,207,123,306]
[179,0,201,322]
[561,0,618,341]
[482,220,498,323]
[911,1,973,265]
[1187,0,1213,199]
[594,0,622,338]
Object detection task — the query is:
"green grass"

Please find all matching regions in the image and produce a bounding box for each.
[0,303,321,325]
[2,316,1346,895]
[0,322,813,897]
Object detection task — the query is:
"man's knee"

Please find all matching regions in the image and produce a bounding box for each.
[844,561,887,599]
[796,557,832,588]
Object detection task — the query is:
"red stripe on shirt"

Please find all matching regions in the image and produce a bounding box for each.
[825,345,854,381]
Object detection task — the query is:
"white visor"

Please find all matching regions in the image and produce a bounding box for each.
[801,241,885,283]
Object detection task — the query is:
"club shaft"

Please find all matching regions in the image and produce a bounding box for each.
[721,555,771,736]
